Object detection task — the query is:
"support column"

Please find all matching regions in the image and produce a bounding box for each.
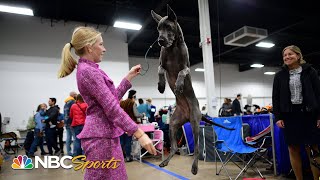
[198,0,216,117]
[270,114,277,175]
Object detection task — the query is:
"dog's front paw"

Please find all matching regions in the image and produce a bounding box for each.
[174,81,184,95]
[158,82,165,94]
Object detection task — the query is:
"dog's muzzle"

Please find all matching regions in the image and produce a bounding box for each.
[158,38,165,46]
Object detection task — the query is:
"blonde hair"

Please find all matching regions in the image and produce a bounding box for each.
[58,26,101,78]
[282,45,306,64]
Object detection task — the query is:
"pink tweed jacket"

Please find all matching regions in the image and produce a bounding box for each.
[76,58,138,139]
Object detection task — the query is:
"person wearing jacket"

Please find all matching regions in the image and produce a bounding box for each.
[64,91,77,156]
[272,45,320,180]
[57,26,156,180]
[69,94,88,156]
[146,98,156,122]
[28,103,48,156]
[44,98,61,156]
[137,98,150,118]
[221,98,233,117]
[232,94,242,116]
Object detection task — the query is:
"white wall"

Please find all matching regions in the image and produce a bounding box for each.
[0,13,130,131]
[129,57,280,114]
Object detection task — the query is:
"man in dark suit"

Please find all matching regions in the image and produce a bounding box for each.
[232,94,242,116]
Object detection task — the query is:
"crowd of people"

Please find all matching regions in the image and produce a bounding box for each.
[27,92,87,157]
[219,94,273,117]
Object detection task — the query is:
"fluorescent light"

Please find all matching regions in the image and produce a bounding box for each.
[195,68,205,72]
[0,5,33,16]
[264,72,276,75]
[256,42,275,48]
[113,21,142,30]
[250,64,264,68]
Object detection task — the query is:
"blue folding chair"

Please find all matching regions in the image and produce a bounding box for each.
[212,116,265,180]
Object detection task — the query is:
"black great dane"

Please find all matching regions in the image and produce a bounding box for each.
[151,5,232,175]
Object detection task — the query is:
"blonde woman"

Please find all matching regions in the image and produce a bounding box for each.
[272,45,320,180]
[58,26,156,180]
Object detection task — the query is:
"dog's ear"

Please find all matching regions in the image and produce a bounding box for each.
[151,10,162,23]
[167,5,177,22]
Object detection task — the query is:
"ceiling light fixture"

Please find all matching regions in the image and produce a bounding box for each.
[0,4,33,16]
[256,42,275,48]
[250,64,264,68]
[264,72,276,75]
[113,21,142,30]
[195,68,205,72]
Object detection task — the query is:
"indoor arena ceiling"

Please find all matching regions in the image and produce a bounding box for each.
[1,0,319,71]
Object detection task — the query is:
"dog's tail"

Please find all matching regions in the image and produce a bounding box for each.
[201,115,235,130]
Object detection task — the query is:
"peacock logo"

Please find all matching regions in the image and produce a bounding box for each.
[12,155,34,169]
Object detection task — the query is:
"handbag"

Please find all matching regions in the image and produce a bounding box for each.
[56,121,64,129]
[37,131,44,137]
[56,112,65,129]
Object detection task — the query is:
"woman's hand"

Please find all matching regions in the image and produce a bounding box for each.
[134,128,157,155]
[138,134,157,155]
[276,120,285,128]
[126,64,142,82]
[317,120,320,128]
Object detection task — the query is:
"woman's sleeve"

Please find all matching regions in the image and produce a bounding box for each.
[272,73,281,122]
[116,78,132,101]
[79,69,138,135]
[309,68,320,119]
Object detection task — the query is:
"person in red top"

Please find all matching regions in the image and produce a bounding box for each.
[70,94,88,156]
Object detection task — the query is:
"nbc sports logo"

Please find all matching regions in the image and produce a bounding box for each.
[11,155,121,170]
[12,155,34,169]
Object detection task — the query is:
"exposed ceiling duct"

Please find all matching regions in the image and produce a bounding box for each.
[224,26,268,47]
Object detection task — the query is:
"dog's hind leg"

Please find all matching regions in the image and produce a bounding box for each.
[159,108,187,167]
[189,106,202,175]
